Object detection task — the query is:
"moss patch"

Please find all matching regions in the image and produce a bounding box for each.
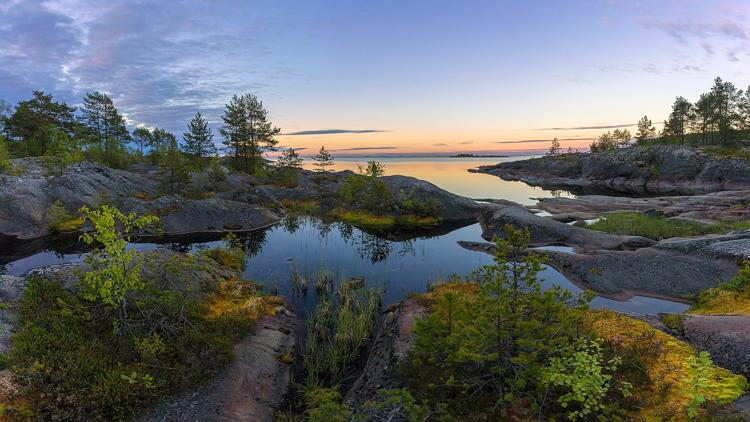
[330,209,396,229]
[50,216,85,233]
[281,198,321,214]
[691,261,750,316]
[591,310,747,419]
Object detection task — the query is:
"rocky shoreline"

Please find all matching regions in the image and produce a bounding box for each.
[472,145,750,195]
[0,158,482,241]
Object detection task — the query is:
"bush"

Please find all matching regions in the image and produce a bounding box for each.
[338,173,392,213]
[0,137,13,174]
[398,188,442,218]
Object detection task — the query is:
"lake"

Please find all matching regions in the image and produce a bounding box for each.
[2,216,689,316]
[301,155,575,205]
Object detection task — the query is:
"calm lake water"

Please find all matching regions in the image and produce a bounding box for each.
[2,216,689,315]
[302,155,575,205]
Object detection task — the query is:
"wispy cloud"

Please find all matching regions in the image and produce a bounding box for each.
[331,146,397,151]
[432,142,448,146]
[283,129,387,136]
[536,123,636,130]
[645,19,749,44]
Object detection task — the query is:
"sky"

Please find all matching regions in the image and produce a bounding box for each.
[1,0,750,156]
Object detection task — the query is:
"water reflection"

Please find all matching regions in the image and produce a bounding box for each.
[1,217,689,316]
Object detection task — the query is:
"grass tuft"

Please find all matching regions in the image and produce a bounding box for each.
[586,212,750,240]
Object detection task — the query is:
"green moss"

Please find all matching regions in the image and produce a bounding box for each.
[586,212,750,240]
[46,201,85,233]
[330,209,396,229]
[592,310,748,419]
[281,199,321,214]
[691,261,750,316]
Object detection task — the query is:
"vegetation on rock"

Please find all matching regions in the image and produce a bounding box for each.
[585,211,750,240]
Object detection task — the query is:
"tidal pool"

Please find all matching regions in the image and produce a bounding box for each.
[2,216,689,316]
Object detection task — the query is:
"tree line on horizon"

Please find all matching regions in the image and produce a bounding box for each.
[0,91,336,178]
[575,77,750,154]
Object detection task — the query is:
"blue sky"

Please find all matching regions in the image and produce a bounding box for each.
[1,0,749,154]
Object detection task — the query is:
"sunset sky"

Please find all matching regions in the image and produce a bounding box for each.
[1,0,750,155]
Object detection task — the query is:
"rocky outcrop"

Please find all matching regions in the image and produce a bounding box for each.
[381,175,483,221]
[346,298,428,419]
[0,160,481,241]
[536,190,750,224]
[122,195,280,236]
[478,205,654,251]
[142,308,296,422]
[459,227,743,299]
[0,158,159,239]
[473,146,750,195]
[679,315,750,378]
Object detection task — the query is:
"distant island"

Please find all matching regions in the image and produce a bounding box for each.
[450,153,509,158]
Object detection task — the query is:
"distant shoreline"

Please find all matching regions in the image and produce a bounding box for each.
[449,153,509,158]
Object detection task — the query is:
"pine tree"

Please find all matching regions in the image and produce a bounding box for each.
[663,97,693,145]
[132,127,152,155]
[276,148,303,168]
[158,131,189,194]
[709,77,742,146]
[4,91,77,156]
[182,112,216,169]
[546,138,560,156]
[692,93,715,145]
[312,146,334,171]
[220,93,280,174]
[78,91,130,164]
[635,115,656,142]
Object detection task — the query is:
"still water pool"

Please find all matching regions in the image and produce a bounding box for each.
[2,216,689,316]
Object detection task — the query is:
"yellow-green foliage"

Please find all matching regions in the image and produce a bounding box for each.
[586,212,750,240]
[691,261,750,316]
[205,276,281,320]
[202,233,246,271]
[46,200,84,232]
[303,387,351,422]
[591,310,747,420]
[281,199,321,214]
[330,209,396,229]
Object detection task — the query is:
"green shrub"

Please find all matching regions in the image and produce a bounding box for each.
[304,387,351,422]
[543,338,631,420]
[0,136,13,174]
[202,232,246,272]
[398,187,442,218]
[78,205,159,333]
[338,173,392,213]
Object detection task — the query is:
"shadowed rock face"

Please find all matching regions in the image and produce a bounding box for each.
[346,298,428,420]
[473,145,750,195]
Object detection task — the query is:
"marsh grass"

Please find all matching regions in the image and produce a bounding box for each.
[586,212,750,240]
[303,281,381,388]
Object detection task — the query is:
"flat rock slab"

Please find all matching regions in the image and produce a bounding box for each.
[142,308,296,422]
[682,315,750,378]
[537,190,750,224]
[458,240,738,299]
[479,205,654,251]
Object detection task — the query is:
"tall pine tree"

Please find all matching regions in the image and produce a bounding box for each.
[220,93,280,173]
[78,91,130,165]
[182,112,216,169]
[663,96,693,145]
[4,91,77,156]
